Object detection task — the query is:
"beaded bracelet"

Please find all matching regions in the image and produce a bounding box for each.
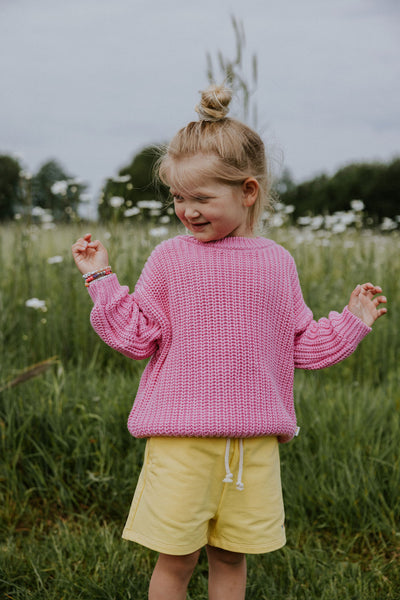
[83,267,113,287]
[82,266,111,280]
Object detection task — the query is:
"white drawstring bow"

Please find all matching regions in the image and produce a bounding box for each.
[222,439,244,491]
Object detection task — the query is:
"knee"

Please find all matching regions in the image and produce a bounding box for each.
[206,545,245,566]
[158,549,200,578]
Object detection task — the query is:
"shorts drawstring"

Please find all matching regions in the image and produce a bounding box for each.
[222,439,244,491]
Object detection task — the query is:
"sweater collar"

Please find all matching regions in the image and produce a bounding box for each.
[179,235,272,250]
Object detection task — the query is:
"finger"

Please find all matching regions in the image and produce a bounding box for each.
[360,282,374,293]
[351,284,362,298]
[360,283,383,298]
[72,240,88,252]
[373,295,387,307]
[375,307,388,320]
[87,239,102,250]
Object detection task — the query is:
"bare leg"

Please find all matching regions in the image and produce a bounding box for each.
[206,545,247,600]
[148,550,200,600]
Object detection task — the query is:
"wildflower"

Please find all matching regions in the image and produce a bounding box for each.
[284,205,295,214]
[51,181,68,195]
[137,200,163,210]
[124,207,140,217]
[297,216,312,226]
[42,222,56,230]
[149,226,169,237]
[331,223,346,234]
[310,215,324,230]
[109,196,124,208]
[25,298,47,311]
[270,214,285,228]
[350,199,365,212]
[112,175,131,183]
[380,217,397,231]
[47,255,63,264]
[159,215,171,224]
[31,206,47,217]
[41,213,54,223]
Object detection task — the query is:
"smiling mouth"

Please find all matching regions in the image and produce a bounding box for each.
[190,222,209,229]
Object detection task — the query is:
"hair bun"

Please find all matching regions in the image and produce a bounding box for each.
[195,84,232,122]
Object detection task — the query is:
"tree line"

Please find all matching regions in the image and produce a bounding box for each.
[0,151,399,225]
[279,158,400,224]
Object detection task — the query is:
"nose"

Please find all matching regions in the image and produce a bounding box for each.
[184,206,201,220]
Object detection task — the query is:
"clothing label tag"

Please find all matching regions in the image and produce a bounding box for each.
[295,427,300,437]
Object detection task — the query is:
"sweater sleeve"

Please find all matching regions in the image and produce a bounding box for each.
[88,274,162,360]
[87,246,169,360]
[289,256,371,370]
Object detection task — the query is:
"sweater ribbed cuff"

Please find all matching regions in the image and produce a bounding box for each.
[334,305,372,347]
[87,273,124,304]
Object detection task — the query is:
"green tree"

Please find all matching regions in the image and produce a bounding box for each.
[280,158,400,222]
[0,155,22,220]
[99,146,170,222]
[32,159,85,222]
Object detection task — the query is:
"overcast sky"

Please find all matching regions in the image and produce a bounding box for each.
[1,0,399,207]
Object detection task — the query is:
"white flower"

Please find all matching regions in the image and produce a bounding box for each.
[51,180,68,195]
[380,217,397,231]
[31,206,47,217]
[284,204,295,214]
[42,222,56,230]
[112,175,131,183]
[25,297,47,311]
[109,196,124,208]
[270,214,285,228]
[47,255,63,264]
[41,213,54,223]
[310,215,324,230]
[159,215,171,224]
[124,207,140,217]
[297,216,312,226]
[350,199,365,212]
[332,223,347,234]
[149,226,169,237]
[137,200,163,210]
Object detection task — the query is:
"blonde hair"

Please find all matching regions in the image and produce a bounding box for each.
[158,84,272,230]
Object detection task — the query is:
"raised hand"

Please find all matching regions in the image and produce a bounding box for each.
[348,283,387,327]
[71,233,110,275]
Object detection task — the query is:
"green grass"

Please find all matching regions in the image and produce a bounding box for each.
[1,222,399,599]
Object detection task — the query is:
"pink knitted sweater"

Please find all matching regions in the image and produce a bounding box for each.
[88,235,371,443]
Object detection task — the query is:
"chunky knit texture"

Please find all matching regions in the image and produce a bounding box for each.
[88,235,371,443]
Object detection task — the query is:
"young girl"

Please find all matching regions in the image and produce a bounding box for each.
[72,84,387,600]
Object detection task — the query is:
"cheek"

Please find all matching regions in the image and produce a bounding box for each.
[174,204,186,223]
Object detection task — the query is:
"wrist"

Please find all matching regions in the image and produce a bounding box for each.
[82,266,112,287]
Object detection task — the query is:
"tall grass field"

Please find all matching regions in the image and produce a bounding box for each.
[1,221,399,599]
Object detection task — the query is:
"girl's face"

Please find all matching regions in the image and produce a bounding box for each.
[170,155,258,243]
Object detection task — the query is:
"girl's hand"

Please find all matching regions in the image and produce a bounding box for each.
[71,233,109,275]
[348,283,387,327]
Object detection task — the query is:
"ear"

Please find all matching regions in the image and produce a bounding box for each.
[241,178,259,207]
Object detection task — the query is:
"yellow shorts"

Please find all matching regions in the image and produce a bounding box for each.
[122,436,286,555]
